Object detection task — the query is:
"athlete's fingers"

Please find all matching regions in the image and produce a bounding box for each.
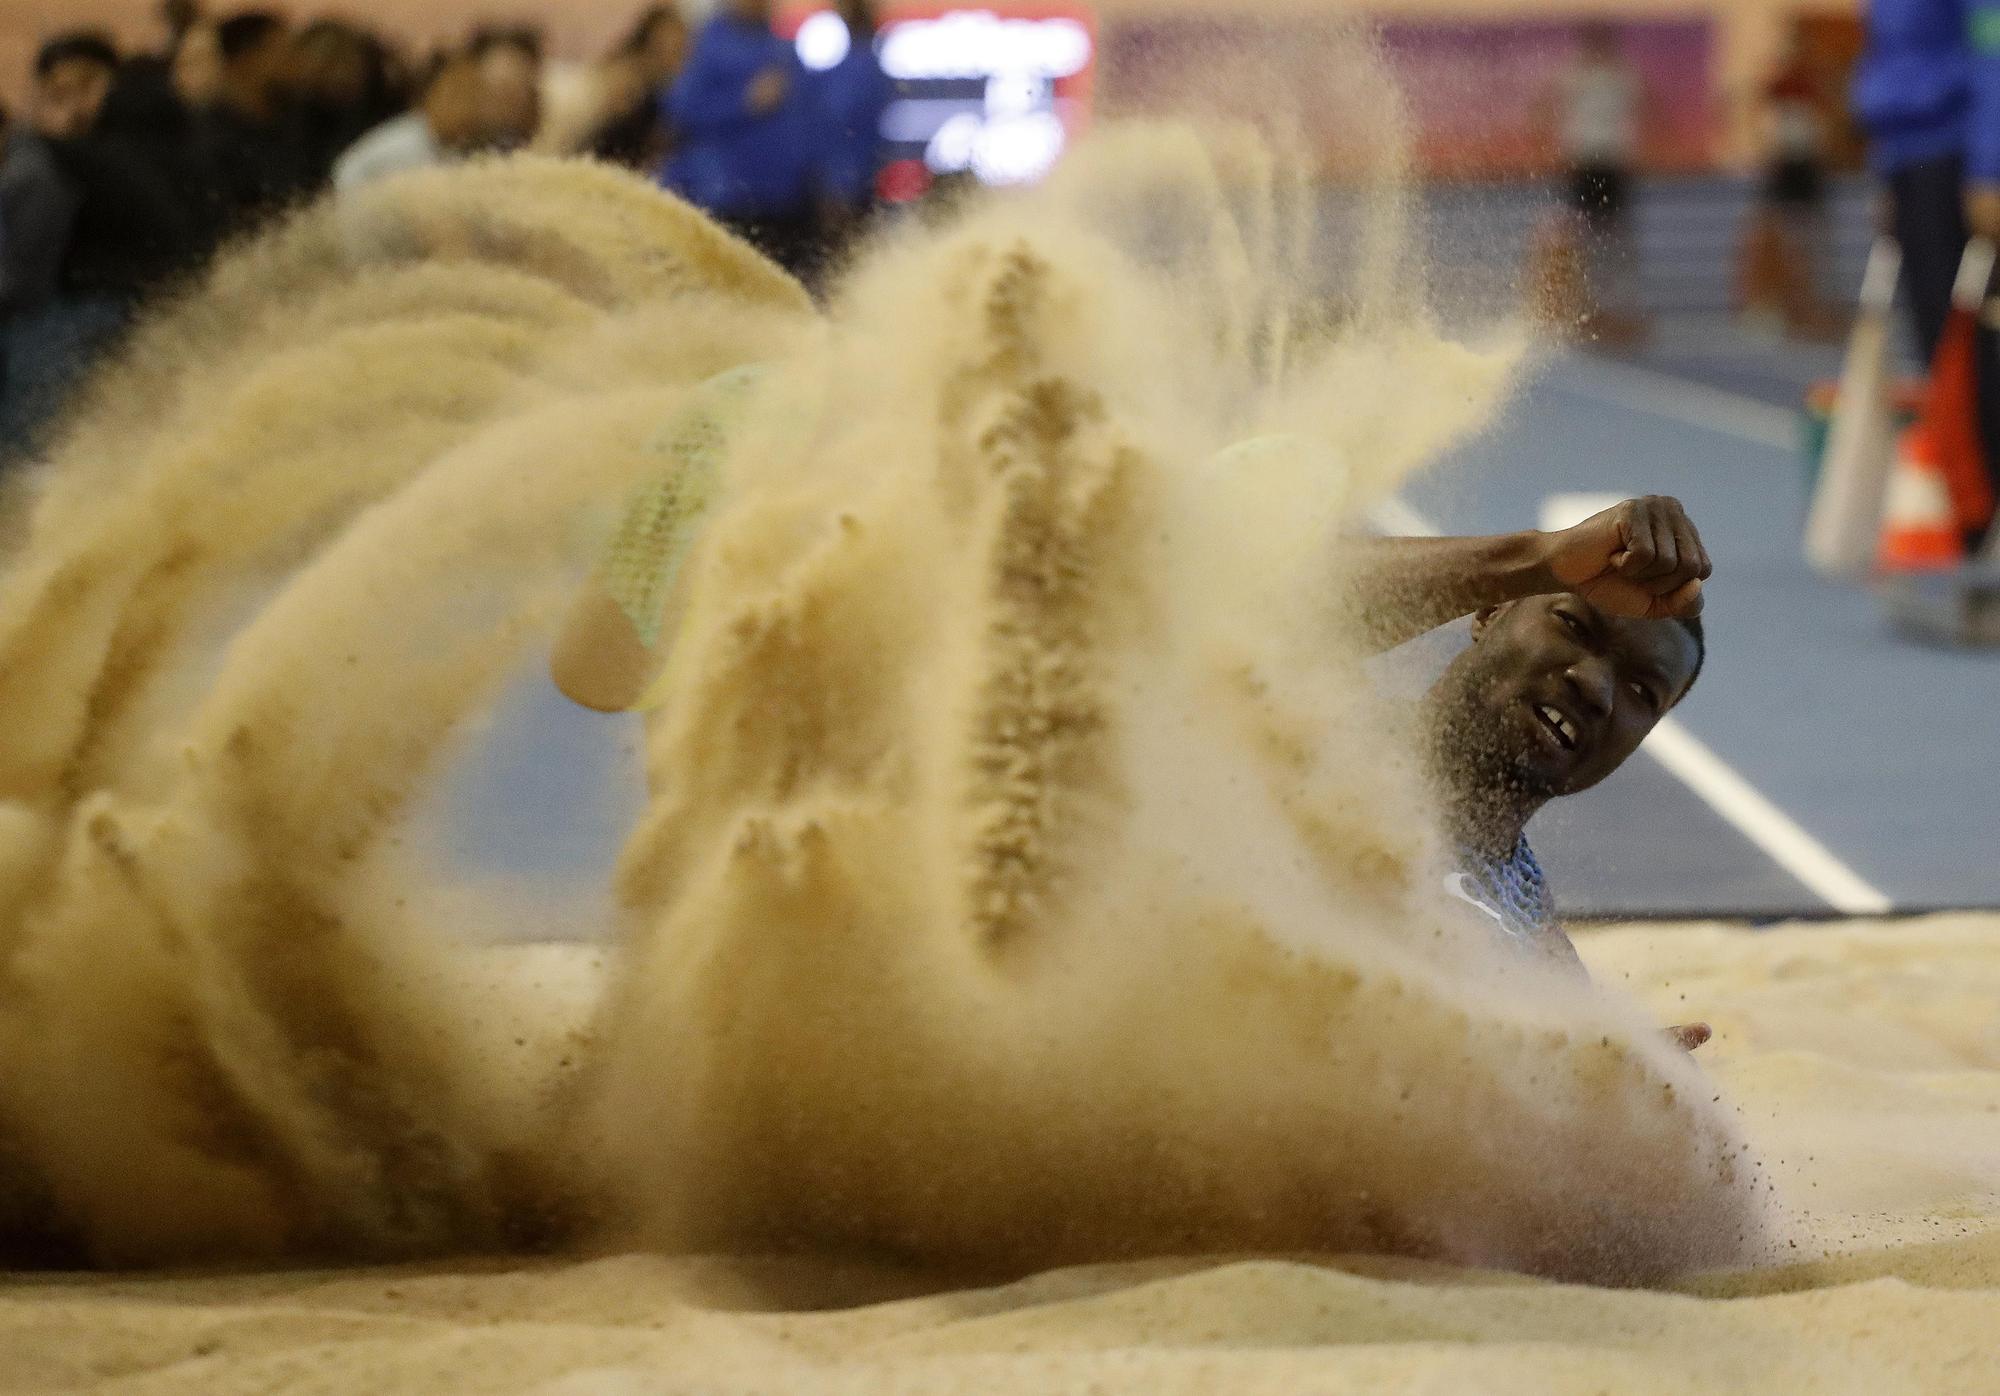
[1659,501,1708,582]
[1613,504,1658,578]
[1690,518,1714,580]
[1618,506,1679,585]
[1647,499,1699,585]
[1640,509,1682,585]
[1666,1022,1712,1052]
[1578,574,1656,618]
[1668,511,1710,585]
[1652,577,1703,617]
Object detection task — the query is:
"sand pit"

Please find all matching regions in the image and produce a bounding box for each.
[0,99,1779,1282]
[0,29,1975,1389]
[2,915,1997,1394]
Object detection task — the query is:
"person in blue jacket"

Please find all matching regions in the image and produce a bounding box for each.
[807,0,893,260]
[662,0,820,277]
[1854,0,2000,511]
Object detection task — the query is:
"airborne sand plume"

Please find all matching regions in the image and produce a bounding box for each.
[0,64,1765,1281]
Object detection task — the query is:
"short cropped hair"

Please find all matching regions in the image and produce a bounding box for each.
[35,31,119,79]
[1672,614,1705,703]
[467,24,543,63]
[216,11,286,62]
[620,6,683,56]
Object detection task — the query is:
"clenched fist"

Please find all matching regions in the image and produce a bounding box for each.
[1535,495,1711,619]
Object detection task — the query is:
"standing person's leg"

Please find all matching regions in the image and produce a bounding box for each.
[0,298,124,467]
[1890,153,2000,530]
[814,196,877,282]
[1888,154,1966,363]
[1769,158,1837,335]
[769,209,825,287]
[719,210,821,287]
[0,319,23,468]
[1569,162,1643,344]
[1600,164,1641,325]
[1567,163,1611,314]
[720,213,774,259]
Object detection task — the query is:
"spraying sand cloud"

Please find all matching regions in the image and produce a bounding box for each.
[583,133,1767,1284]
[0,110,1764,1278]
[0,159,811,1265]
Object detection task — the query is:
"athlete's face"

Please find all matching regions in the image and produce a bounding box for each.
[1430,593,1699,800]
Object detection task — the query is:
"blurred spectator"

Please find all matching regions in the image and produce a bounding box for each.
[160,0,205,56]
[599,7,689,167]
[1737,35,1840,339]
[1,33,129,458]
[333,49,483,191]
[1,33,116,316]
[809,0,892,252]
[1552,22,1649,345]
[289,19,404,188]
[663,0,820,276]
[1853,0,2000,512]
[539,7,687,165]
[59,55,209,307]
[335,31,541,194]
[105,0,211,121]
[1761,41,1831,222]
[171,20,225,109]
[191,10,313,240]
[64,6,218,302]
[467,26,544,154]
[111,0,210,122]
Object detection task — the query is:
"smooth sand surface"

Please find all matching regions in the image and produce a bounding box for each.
[6,914,2000,1395]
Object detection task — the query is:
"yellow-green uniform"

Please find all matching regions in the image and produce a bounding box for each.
[593,365,767,707]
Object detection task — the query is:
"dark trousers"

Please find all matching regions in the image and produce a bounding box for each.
[720,210,824,287]
[1889,153,2000,527]
[0,296,125,466]
[1567,162,1631,230]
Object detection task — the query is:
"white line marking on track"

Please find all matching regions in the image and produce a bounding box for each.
[1639,721,1892,915]
[1368,495,1894,915]
[1554,354,1799,452]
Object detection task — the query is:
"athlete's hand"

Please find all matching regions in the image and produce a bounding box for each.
[1537,495,1710,619]
[1665,1022,1712,1052]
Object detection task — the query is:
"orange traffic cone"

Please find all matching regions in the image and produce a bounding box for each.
[1878,422,1966,571]
[1917,239,1997,534]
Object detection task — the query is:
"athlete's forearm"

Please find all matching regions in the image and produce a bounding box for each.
[1340,531,1557,651]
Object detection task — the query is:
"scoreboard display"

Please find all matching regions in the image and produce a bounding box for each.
[775,2,1098,200]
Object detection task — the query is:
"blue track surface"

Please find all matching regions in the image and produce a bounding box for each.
[1411,332,2000,918]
